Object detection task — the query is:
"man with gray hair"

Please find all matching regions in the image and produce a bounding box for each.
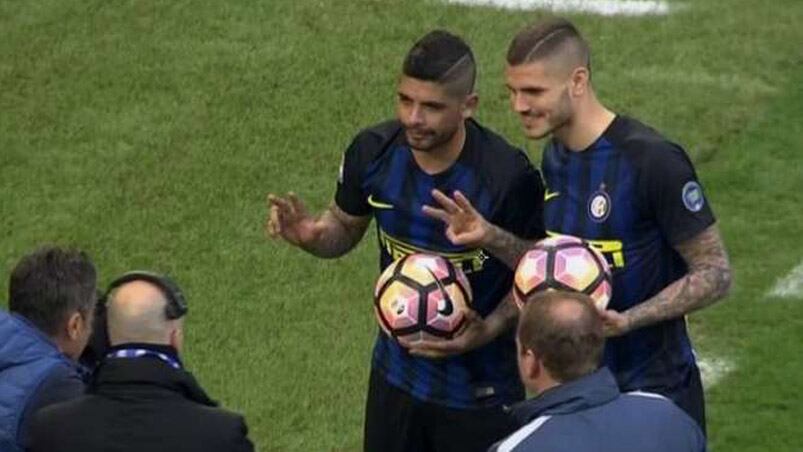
[489,291,705,452]
[28,271,254,452]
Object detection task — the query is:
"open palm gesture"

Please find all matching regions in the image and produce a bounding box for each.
[266,192,323,246]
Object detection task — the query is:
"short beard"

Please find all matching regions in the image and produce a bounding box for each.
[531,88,573,139]
[406,125,459,153]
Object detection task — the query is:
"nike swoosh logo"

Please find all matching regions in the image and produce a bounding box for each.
[368,194,394,209]
[428,268,454,316]
[544,190,560,201]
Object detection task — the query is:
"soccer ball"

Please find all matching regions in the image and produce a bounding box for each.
[513,235,612,310]
[374,253,472,342]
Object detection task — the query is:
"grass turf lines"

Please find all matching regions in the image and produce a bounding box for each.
[2,0,802,450]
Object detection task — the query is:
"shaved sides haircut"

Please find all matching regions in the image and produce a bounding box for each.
[403,30,476,97]
[518,291,604,382]
[507,18,591,76]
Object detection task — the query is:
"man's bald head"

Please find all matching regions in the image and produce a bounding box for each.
[517,291,604,382]
[506,18,591,78]
[107,280,183,347]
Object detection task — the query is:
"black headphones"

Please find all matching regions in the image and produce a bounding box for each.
[105,271,188,320]
[80,271,188,370]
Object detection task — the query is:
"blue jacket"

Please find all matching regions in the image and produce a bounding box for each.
[0,309,85,452]
[489,368,706,452]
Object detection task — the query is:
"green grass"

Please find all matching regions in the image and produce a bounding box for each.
[2,0,803,450]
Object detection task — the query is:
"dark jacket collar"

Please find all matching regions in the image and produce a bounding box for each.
[91,350,217,407]
[511,367,620,424]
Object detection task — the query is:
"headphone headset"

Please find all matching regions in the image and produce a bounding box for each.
[79,271,187,371]
[105,271,188,320]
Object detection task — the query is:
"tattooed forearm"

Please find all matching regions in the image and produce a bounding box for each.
[624,224,732,332]
[486,293,520,334]
[485,224,536,269]
[300,204,370,258]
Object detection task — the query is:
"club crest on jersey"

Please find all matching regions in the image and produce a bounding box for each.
[682,181,705,212]
[588,184,611,223]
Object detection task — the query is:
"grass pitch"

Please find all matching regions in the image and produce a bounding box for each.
[2,1,802,450]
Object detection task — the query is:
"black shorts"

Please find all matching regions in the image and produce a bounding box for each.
[363,369,517,452]
[672,364,706,435]
[644,364,706,435]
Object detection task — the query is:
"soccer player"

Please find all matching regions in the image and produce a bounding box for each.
[423,18,731,433]
[267,31,544,452]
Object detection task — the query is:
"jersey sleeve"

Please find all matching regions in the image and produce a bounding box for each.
[334,135,372,217]
[497,152,546,240]
[639,142,716,245]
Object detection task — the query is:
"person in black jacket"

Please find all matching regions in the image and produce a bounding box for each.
[28,271,255,452]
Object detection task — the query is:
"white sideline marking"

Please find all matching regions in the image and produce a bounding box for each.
[768,260,803,299]
[444,0,675,16]
[697,356,735,389]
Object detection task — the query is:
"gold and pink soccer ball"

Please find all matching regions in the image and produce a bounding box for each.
[374,253,472,343]
[514,235,612,310]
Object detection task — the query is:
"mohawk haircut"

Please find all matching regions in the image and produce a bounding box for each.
[402,30,476,97]
[507,18,591,75]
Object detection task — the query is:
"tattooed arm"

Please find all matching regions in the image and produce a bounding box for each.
[267,193,371,258]
[483,224,537,269]
[422,189,535,269]
[600,223,732,336]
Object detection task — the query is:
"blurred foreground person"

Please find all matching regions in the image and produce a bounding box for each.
[29,271,254,452]
[0,246,96,452]
[490,291,705,452]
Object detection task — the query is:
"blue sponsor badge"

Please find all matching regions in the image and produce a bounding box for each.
[682,181,705,212]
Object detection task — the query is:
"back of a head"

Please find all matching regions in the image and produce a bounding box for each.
[507,18,591,76]
[402,29,476,97]
[9,246,97,336]
[106,281,178,346]
[518,291,604,382]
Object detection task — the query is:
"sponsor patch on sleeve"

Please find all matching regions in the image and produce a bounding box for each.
[682,181,705,212]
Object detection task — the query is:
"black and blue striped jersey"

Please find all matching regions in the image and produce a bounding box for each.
[541,115,715,395]
[336,119,545,409]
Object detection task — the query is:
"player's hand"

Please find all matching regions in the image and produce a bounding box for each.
[401,310,492,359]
[598,308,631,337]
[422,189,492,248]
[266,192,323,246]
